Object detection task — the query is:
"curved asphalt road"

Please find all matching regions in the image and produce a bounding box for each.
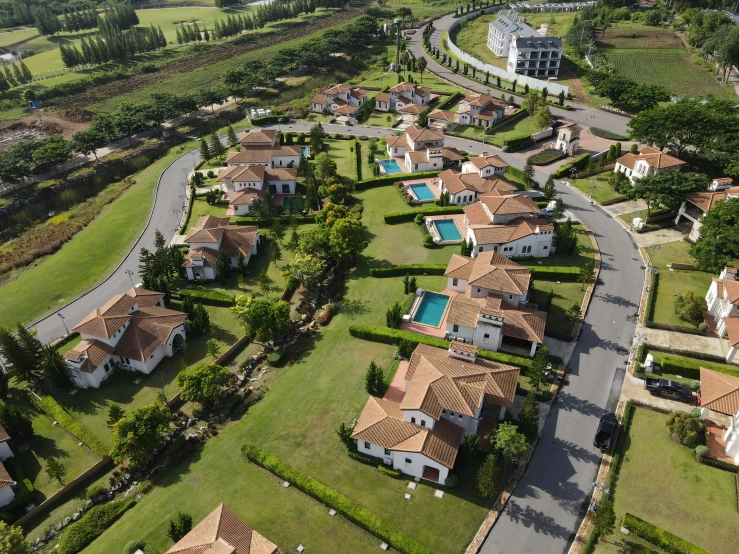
[408,11,631,136]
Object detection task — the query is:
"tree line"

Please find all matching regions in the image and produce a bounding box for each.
[684,9,739,83]
[32,1,137,36]
[0,60,32,93]
[60,23,166,68]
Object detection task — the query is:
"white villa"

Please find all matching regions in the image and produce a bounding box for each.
[444,252,547,355]
[427,109,457,130]
[386,125,446,172]
[375,82,432,113]
[182,216,260,281]
[0,426,14,508]
[705,267,739,363]
[351,342,519,484]
[438,168,518,205]
[462,154,509,178]
[464,192,543,225]
[456,94,507,128]
[698,368,739,464]
[310,84,368,124]
[466,217,555,258]
[226,129,302,169]
[219,165,297,215]
[555,121,581,155]
[674,181,738,241]
[64,288,187,388]
[614,146,686,184]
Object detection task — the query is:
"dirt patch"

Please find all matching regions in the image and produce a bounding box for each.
[51,7,363,111]
[0,110,90,147]
[60,107,95,123]
[597,29,683,50]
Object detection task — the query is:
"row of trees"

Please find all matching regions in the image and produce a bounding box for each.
[59,24,167,68]
[0,324,70,388]
[685,8,739,81]
[60,5,99,33]
[0,60,33,93]
[33,1,138,36]
[588,71,671,113]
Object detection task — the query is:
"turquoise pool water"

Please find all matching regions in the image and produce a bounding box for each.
[408,183,435,201]
[412,291,450,327]
[282,197,297,208]
[301,146,310,158]
[379,159,402,174]
[434,220,462,241]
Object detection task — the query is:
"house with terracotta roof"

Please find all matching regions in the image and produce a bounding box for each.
[218,165,297,216]
[226,129,302,169]
[351,342,519,483]
[0,424,11,462]
[674,184,739,241]
[699,367,739,463]
[456,94,507,128]
[310,84,368,124]
[183,216,260,281]
[385,125,449,172]
[461,154,509,179]
[466,217,554,258]
[166,503,281,554]
[0,462,15,508]
[464,192,542,225]
[614,146,686,184]
[705,267,739,363]
[375,81,432,113]
[437,169,517,206]
[554,121,581,155]
[65,288,187,388]
[427,108,457,130]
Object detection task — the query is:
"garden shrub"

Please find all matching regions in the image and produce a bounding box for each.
[503,136,533,152]
[694,445,708,458]
[414,213,424,224]
[376,465,401,477]
[384,206,464,224]
[660,357,739,381]
[444,473,459,488]
[206,170,215,178]
[124,540,145,554]
[348,451,378,466]
[590,127,627,141]
[58,499,137,554]
[666,411,704,449]
[528,267,580,281]
[552,153,590,178]
[369,264,446,277]
[177,289,235,307]
[86,484,108,500]
[422,234,435,248]
[232,215,315,226]
[527,149,564,166]
[242,443,430,554]
[36,396,109,458]
[348,325,533,372]
[623,513,710,554]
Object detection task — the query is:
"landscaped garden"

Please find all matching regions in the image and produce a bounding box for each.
[570,171,626,205]
[596,406,739,554]
[452,115,533,148]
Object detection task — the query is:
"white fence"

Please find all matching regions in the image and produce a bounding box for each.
[446,8,570,97]
[510,1,595,12]
[532,127,554,142]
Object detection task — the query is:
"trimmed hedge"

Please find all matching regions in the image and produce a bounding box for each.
[384,206,464,224]
[436,91,464,111]
[232,216,314,226]
[527,266,580,281]
[660,357,739,381]
[552,153,590,178]
[177,289,235,307]
[623,513,710,554]
[354,139,362,181]
[58,499,137,554]
[37,396,109,458]
[503,136,533,152]
[527,148,565,166]
[697,455,738,473]
[242,443,430,554]
[348,325,533,372]
[590,127,627,141]
[606,401,633,488]
[644,269,657,324]
[377,465,401,477]
[355,170,442,191]
[250,115,284,125]
[370,264,447,277]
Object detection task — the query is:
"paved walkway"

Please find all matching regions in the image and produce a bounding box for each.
[636,324,735,364]
[620,371,694,413]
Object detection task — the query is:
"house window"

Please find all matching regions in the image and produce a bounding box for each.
[450,412,455,416]
[453,324,459,333]
[477,288,481,293]
[411,417,416,423]
[282,184,290,194]
[269,185,277,193]
[364,442,370,449]
[479,247,484,252]
[104,362,109,372]
[421,420,426,427]
[509,295,513,299]
[484,333,490,339]
[453,278,458,286]
[458,414,463,419]
[405,458,412,464]
[543,246,548,250]
[384,448,391,455]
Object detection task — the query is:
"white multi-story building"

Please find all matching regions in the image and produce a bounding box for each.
[705,267,739,363]
[488,10,563,77]
[613,146,685,184]
[375,82,432,112]
[226,129,302,169]
[351,342,519,484]
[487,10,536,57]
[310,84,368,124]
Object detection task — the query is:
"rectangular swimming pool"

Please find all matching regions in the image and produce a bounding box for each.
[411,291,450,327]
[282,197,297,208]
[433,219,462,242]
[301,146,310,158]
[408,183,436,201]
[379,158,402,174]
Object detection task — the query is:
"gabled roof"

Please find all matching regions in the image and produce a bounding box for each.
[166,503,281,554]
[428,109,456,122]
[725,317,739,348]
[115,306,187,362]
[399,104,426,114]
[182,247,220,268]
[385,135,408,149]
[65,340,115,374]
[615,146,685,171]
[469,217,553,245]
[226,145,301,165]
[375,92,390,103]
[466,155,509,170]
[0,424,9,443]
[479,193,541,216]
[405,125,444,143]
[715,278,739,305]
[323,83,352,95]
[195,215,231,231]
[310,93,326,105]
[440,169,517,195]
[445,251,531,295]
[389,82,430,97]
[447,294,546,343]
[238,129,278,146]
[0,462,13,492]
[334,104,360,115]
[686,189,739,212]
[700,367,739,416]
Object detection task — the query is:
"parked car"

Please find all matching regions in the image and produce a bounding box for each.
[644,378,692,401]
[594,413,618,451]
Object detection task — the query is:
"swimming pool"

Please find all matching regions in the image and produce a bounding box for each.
[378,158,402,174]
[301,146,310,158]
[412,291,451,327]
[282,197,297,208]
[408,183,436,202]
[433,220,462,242]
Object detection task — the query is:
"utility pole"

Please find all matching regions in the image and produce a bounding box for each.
[395,18,403,75]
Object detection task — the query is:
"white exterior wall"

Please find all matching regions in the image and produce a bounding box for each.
[357,442,449,483]
[403,410,436,429]
[269,155,300,168]
[68,358,112,389]
[0,486,15,508]
[446,321,475,343]
[468,285,525,307]
[447,277,468,293]
[468,230,554,258]
[452,190,477,205]
[186,266,217,281]
[410,139,444,151]
[266,179,296,195]
[0,442,12,461]
[441,410,480,436]
[406,155,443,173]
[473,320,504,350]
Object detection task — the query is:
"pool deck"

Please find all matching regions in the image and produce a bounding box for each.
[383,156,410,174]
[401,290,453,336]
[424,214,469,244]
[401,177,442,202]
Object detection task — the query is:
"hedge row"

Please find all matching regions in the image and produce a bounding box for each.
[58,499,137,554]
[528,266,580,281]
[623,513,710,554]
[242,443,430,554]
[232,215,315,226]
[250,115,283,125]
[696,455,738,473]
[606,400,632,488]
[644,269,658,324]
[552,153,590,178]
[590,127,627,141]
[354,139,362,181]
[370,264,447,277]
[384,206,464,224]
[436,91,464,111]
[37,396,109,458]
[355,170,442,191]
[177,289,235,307]
[643,343,727,366]
[527,149,565,166]
[504,135,533,152]
[348,325,533,372]
[646,322,704,335]
[661,357,739,381]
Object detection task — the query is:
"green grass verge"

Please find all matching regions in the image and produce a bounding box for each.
[571,172,626,205]
[35,396,109,458]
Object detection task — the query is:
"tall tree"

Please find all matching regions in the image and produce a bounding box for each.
[41,345,70,388]
[167,512,193,543]
[177,363,230,406]
[107,404,125,429]
[111,402,171,467]
[45,457,68,485]
[0,403,33,442]
[476,454,500,499]
[0,521,29,554]
[689,198,739,272]
[627,171,708,216]
[489,422,528,468]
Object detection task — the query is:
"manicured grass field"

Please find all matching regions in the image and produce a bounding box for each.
[324,138,358,184]
[640,347,739,384]
[356,67,463,95]
[645,240,714,328]
[452,115,532,148]
[0,143,197,330]
[570,172,626,205]
[601,407,739,554]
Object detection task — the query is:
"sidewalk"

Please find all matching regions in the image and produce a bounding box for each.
[636,323,735,363]
[620,371,694,413]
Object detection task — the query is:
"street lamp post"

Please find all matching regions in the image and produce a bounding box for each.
[57,312,69,335]
[124,269,135,289]
[590,177,597,199]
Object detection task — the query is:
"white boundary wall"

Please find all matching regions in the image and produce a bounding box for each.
[446,8,570,97]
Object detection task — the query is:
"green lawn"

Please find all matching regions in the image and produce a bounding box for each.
[323,138,358,185]
[570,172,626,205]
[0,143,198,330]
[452,116,533,148]
[645,240,713,328]
[639,347,739,384]
[530,280,585,336]
[521,224,595,270]
[601,407,739,554]
[188,197,229,221]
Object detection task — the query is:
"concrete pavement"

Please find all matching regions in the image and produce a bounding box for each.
[407,14,631,136]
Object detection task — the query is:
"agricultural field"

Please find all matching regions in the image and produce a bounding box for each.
[597,27,735,99]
